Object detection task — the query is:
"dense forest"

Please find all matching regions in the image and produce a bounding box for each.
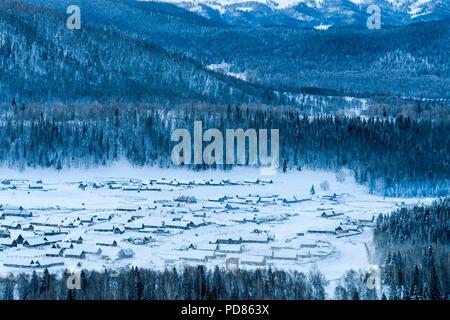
[1,103,449,197]
[373,199,450,299]
[1,0,449,104]
[0,265,437,300]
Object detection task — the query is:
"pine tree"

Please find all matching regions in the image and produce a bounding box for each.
[3,276,15,300]
[135,269,144,300]
[212,266,223,300]
[430,263,441,300]
[282,160,287,173]
[40,268,51,299]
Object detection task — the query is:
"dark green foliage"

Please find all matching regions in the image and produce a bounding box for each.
[374,199,450,299]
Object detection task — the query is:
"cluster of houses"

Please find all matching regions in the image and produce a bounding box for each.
[2,246,135,269]
[76,177,275,192]
[181,235,269,266]
[121,216,209,232]
[182,233,332,266]
[1,235,135,269]
[308,214,374,238]
[0,182,374,271]
[0,204,142,268]
[208,194,311,207]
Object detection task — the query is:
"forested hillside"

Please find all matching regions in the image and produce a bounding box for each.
[146,18,450,99]
[0,1,284,105]
[4,0,450,102]
[1,104,449,197]
[374,199,450,299]
[0,265,329,300]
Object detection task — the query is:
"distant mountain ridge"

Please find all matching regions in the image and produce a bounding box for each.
[1,0,449,104]
[145,0,450,27]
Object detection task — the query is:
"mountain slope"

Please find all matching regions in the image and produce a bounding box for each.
[0,1,284,105]
[2,0,449,103]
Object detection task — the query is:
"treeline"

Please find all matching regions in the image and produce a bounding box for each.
[360,98,450,121]
[1,263,445,300]
[374,199,450,299]
[20,0,450,99]
[0,266,328,300]
[1,103,449,197]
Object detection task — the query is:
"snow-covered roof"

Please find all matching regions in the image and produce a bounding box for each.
[44,234,67,243]
[94,223,115,231]
[193,243,217,251]
[100,247,121,258]
[43,248,63,256]
[125,220,144,229]
[0,238,16,246]
[142,217,164,228]
[23,237,48,246]
[118,248,135,257]
[249,248,273,258]
[76,245,102,254]
[9,230,34,239]
[64,248,85,257]
[179,251,210,261]
[272,249,298,260]
[96,239,118,246]
[31,216,64,226]
[164,220,192,228]
[3,257,64,268]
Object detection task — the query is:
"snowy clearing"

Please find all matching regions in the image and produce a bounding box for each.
[0,163,434,283]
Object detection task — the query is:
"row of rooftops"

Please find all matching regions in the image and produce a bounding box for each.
[0,232,78,248]
[207,194,312,205]
[0,187,360,271]
[76,178,275,192]
[2,247,135,269]
[178,245,331,265]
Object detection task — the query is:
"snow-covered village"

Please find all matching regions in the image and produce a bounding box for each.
[0,165,433,282]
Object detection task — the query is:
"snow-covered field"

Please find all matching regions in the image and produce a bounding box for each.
[0,163,435,284]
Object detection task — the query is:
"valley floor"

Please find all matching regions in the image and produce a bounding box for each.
[0,163,435,288]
